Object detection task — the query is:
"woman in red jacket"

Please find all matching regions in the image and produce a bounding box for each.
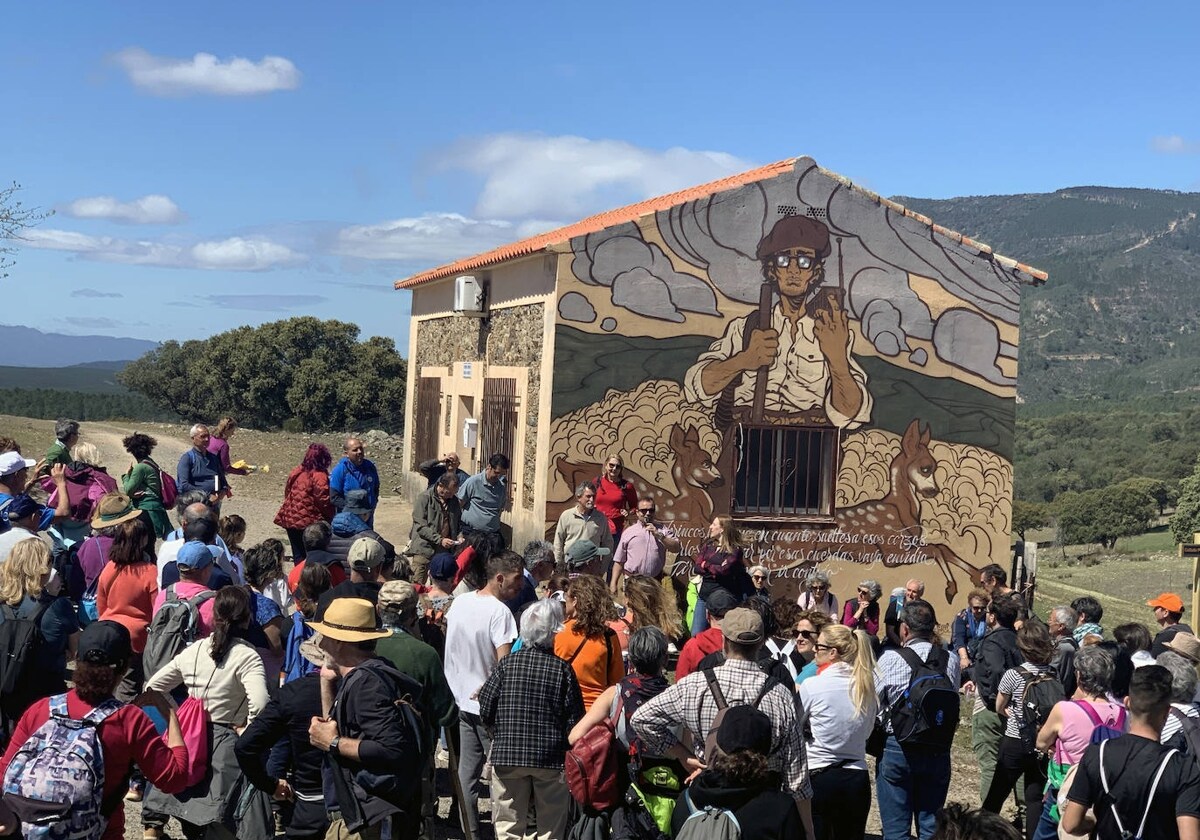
[592,453,638,539]
[273,444,334,561]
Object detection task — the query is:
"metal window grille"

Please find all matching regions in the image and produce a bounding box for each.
[412,377,442,470]
[480,377,519,511]
[733,425,837,516]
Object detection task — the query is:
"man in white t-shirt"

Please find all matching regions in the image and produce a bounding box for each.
[444,551,523,840]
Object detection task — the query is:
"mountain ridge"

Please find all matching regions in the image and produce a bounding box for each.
[895,186,1200,407]
[0,325,158,367]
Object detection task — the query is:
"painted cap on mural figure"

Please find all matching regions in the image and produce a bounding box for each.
[755,214,832,261]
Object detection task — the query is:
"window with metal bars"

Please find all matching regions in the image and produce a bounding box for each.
[412,377,442,470]
[733,425,837,517]
[480,377,519,511]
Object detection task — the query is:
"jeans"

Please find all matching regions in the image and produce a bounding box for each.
[691,594,709,636]
[1031,790,1060,840]
[811,765,870,840]
[458,711,493,839]
[983,736,1047,840]
[876,736,951,840]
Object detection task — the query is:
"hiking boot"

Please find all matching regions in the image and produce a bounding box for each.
[143,830,163,840]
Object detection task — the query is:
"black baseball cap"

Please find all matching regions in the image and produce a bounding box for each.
[78,620,132,666]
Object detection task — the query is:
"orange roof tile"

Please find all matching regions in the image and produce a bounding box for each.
[393,157,1047,289]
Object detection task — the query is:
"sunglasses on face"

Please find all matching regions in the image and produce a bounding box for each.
[752,575,766,581]
[638,508,655,514]
[813,643,834,652]
[773,252,817,270]
[797,629,817,641]
[810,584,828,591]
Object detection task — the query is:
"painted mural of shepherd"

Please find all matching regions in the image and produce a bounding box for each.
[684,215,872,515]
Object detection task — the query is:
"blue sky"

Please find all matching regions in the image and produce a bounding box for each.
[3,1,1198,351]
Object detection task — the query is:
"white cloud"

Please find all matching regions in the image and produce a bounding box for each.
[60,194,184,224]
[22,229,302,271]
[113,47,300,96]
[1151,135,1200,155]
[334,213,516,263]
[437,133,755,219]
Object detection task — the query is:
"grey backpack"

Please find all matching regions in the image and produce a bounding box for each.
[142,585,215,677]
[675,790,741,840]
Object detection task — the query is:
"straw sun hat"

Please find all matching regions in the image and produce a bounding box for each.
[307,598,390,643]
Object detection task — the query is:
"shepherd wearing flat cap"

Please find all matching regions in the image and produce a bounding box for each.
[1149,592,1193,656]
[684,214,871,430]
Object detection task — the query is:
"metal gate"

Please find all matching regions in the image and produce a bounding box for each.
[479,377,518,510]
[412,376,442,470]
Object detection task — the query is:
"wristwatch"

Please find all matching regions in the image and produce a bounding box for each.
[329,736,341,755]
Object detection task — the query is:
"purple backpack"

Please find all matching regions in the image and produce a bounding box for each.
[1,693,122,840]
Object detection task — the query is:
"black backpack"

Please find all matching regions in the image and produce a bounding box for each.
[333,659,427,807]
[1017,669,1065,753]
[0,600,51,697]
[887,646,960,750]
[1167,708,1200,767]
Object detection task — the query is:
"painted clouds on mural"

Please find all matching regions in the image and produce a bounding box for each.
[568,227,719,323]
[569,157,1022,388]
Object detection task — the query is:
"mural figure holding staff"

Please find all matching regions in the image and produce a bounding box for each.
[683,215,872,430]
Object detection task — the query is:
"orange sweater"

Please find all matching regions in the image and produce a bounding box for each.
[96,561,159,654]
[554,618,624,711]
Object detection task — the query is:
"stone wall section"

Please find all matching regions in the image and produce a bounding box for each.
[486,305,543,510]
[413,303,543,510]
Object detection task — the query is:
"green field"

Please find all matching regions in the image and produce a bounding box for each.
[1033,526,1190,631]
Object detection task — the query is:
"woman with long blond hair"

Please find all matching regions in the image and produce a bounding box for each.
[612,574,682,652]
[798,623,878,840]
[0,538,81,724]
[691,513,750,635]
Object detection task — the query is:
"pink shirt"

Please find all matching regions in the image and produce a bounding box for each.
[1054,699,1126,764]
[152,581,216,638]
[613,521,676,578]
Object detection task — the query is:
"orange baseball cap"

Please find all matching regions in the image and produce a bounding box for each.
[1148,593,1185,613]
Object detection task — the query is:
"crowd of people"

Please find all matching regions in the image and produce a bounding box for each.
[0,424,1199,840]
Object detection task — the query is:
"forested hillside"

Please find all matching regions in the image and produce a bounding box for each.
[898,187,1200,408]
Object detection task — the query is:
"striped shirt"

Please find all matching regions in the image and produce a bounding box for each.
[997,663,1053,739]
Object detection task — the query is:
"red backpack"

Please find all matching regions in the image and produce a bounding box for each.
[564,695,624,812]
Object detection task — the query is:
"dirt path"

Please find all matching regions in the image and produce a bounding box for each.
[1,416,414,556]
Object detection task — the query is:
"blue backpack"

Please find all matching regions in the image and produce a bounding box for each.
[1,694,122,840]
[282,611,318,683]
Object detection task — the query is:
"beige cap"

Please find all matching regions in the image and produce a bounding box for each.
[348,537,385,570]
[720,608,765,645]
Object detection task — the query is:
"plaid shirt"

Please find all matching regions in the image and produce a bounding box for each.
[875,639,961,734]
[629,658,812,798]
[478,645,585,769]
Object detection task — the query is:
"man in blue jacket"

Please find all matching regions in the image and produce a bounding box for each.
[331,437,380,527]
[177,424,225,507]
